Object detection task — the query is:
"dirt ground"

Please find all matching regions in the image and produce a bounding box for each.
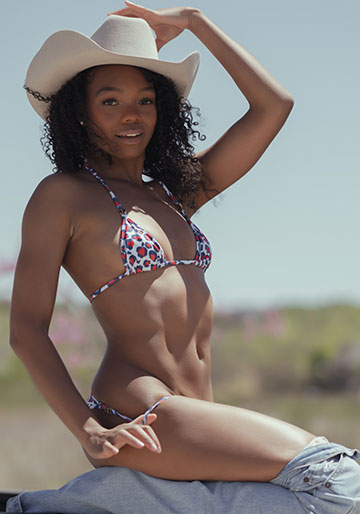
[0,408,92,491]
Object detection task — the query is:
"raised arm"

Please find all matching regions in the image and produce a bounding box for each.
[111,3,294,212]
[10,174,160,458]
[188,10,294,211]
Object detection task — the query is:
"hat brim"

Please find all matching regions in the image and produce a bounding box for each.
[25,29,200,120]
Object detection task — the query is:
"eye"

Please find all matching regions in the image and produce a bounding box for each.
[140,98,155,105]
[102,98,118,106]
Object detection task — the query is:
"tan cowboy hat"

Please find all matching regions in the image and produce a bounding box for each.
[25,15,200,120]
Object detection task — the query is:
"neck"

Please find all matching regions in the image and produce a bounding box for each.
[86,154,145,184]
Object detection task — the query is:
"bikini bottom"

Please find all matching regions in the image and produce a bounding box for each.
[86,394,171,425]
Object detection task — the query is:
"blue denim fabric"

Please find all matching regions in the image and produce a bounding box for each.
[271,437,360,513]
[7,438,360,513]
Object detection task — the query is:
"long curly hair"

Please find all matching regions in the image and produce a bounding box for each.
[25,66,212,208]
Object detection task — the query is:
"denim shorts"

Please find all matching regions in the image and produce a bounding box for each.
[271,436,360,513]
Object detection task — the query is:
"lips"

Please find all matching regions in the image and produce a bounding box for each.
[117,129,143,137]
[115,129,144,144]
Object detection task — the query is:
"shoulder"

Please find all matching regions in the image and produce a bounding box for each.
[25,171,86,215]
[30,171,82,200]
[22,172,86,241]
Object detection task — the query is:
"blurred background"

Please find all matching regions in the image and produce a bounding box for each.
[1,0,359,491]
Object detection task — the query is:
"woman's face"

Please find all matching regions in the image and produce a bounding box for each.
[86,64,157,162]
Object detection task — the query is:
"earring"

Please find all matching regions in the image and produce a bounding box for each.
[79,120,85,126]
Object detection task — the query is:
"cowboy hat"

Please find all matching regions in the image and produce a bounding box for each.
[25,15,200,120]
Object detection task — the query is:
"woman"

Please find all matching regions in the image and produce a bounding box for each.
[10,2,360,510]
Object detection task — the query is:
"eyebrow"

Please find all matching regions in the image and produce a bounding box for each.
[95,85,155,96]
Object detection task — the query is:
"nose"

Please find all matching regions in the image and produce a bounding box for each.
[120,103,140,123]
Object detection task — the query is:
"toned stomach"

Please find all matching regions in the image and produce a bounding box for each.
[88,264,214,421]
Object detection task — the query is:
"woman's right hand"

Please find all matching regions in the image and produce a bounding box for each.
[82,412,161,459]
[109,2,201,51]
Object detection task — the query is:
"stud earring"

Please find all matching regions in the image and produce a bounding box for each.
[79,120,85,126]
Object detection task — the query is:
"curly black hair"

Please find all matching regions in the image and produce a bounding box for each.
[25,66,213,208]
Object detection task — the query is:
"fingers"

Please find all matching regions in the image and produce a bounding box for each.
[143,419,162,451]
[106,413,162,454]
[133,412,156,425]
[103,440,120,455]
[109,2,151,17]
[115,429,147,449]
[131,412,162,451]
[134,425,161,453]
[108,8,137,17]
[85,413,162,459]
[142,423,162,453]
[144,412,157,424]
[111,424,161,453]
[125,1,147,10]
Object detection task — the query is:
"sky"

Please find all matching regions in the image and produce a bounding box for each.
[0,0,359,311]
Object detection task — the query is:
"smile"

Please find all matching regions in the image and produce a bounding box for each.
[115,130,144,144]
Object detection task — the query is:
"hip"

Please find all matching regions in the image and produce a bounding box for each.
[89,362,213,426]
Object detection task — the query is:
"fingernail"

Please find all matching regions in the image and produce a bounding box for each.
[151,443,158,451]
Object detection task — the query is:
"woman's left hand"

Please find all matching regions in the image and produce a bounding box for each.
[109,1,201,50]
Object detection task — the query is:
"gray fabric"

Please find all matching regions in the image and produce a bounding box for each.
[6,466,305,514]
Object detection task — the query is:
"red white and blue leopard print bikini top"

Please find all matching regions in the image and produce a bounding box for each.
[83,162,212,303]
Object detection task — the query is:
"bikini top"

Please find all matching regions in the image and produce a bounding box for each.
[83,162,212,303]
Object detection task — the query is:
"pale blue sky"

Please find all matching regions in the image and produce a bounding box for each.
[0,0,359,310]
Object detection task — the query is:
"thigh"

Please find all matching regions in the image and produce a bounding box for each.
[87,395,314,481]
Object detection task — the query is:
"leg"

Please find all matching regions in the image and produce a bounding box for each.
[87,395,314,481]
